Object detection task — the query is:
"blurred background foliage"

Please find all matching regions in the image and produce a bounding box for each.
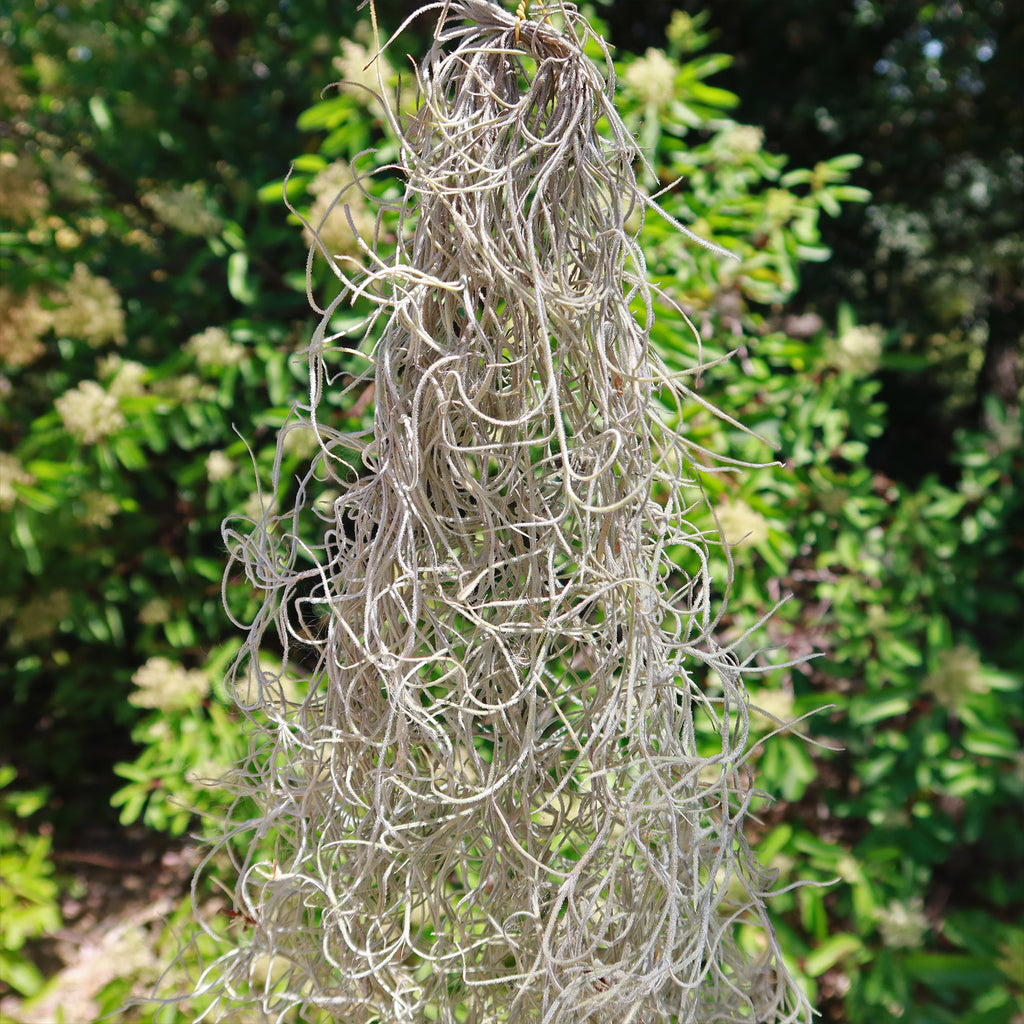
[0,1,1020,1022]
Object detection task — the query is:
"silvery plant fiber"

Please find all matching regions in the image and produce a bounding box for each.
[200,2,812,1022]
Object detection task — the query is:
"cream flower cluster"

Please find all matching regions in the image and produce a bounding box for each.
[666,11,699,50]
[141,182,224,237]
[0,287,51,368]
[830,323,883,375]
[877,897,929,949]
[205,450,236,483]
[923,643,990,712]
[279,424,319,460]
[50,264,126,347]
[80,490,121,529]
[152,373,212,403]
[749,685,796,731]
[186,326,246,368]
[333,38,392,101]
[303,160,376,259]
[100,356,148,398]
[623,48,677,107]
[129,656,210,713]
[716,497,771,549]
[0,453,35,510]
[0,152,48,225]
[55,380,125,443]
[138,598,172,625]
[719,123,764,156]
[2,590,71,646]
[48,150,99,203]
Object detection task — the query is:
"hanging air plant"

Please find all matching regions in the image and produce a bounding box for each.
[196,3,812,1021]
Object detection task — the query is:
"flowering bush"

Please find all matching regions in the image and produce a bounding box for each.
[1,2,1019,1022]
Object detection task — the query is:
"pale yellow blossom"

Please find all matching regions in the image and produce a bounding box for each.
[281,425,319,460]
[129,656,210,712]
[877,898,929,950]
[333,38,392,101]
[152,373,210,403]
[138,598,172,625]
[304,160,376,259]
[47,150,99,203]
[80,490,120,528]
[10,590,71,646]
[749,687,795,731]
[719,124,764,156]
[206,450,236,483]
[764,188,799,224]
[55,380,125,443]
[54,225,83,250]
[923,644,990,712]
[716,498,770,549]
[240,491,275,522]
[666,12,698,51]
[829,324,883,375]
[187,326,246,368]
[50,264,126,347]
[0,63,28,113]
[623,49,677,108]
[141,182,224,236]
[102,357,148,398]
[0,453,35,510]
[0,152,48,224]
[0,287,51,368]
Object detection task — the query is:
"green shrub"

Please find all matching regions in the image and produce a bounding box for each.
[0,767,62,999]
[1,3,1019,1021]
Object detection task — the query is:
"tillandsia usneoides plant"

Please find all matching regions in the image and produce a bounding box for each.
[193,2,814,1022]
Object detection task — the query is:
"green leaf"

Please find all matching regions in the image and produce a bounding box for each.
[818,190,842,217]
[13,510,42,575]
[0,951,45,997]
[758,823,795,863]
[18,791,47,818]
[112,436,147,471]
[903,952,1004,988]
[962,726,1018,759]
[115,789,150,826]
[227,251,255,305]
[193,557,223,582]
[848,695,912,725]
[297,97,350,131]
[831,185,872,203]
[292,154,328,173]
[88,94,112,132]
[221,221,246,251]
[887,639,923,667]
[680,52,734,81]
[258,176,308,204]
[763,740,817,802]
[804,933,866,977]
[6,485,60,513]
[779,168,812,188]
[825,154,864,172]
[687,82,739,109]
[165,618,197,648]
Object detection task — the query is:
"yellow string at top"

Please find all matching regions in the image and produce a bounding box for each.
[513,1,553,44]
[514,1,528,44]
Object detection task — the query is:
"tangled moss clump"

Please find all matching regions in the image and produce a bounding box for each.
[197,4,811,1021]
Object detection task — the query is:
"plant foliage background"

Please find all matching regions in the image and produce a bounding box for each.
[0,1,1020,1022]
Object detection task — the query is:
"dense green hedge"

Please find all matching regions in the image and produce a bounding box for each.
[1,3,1020,1021]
